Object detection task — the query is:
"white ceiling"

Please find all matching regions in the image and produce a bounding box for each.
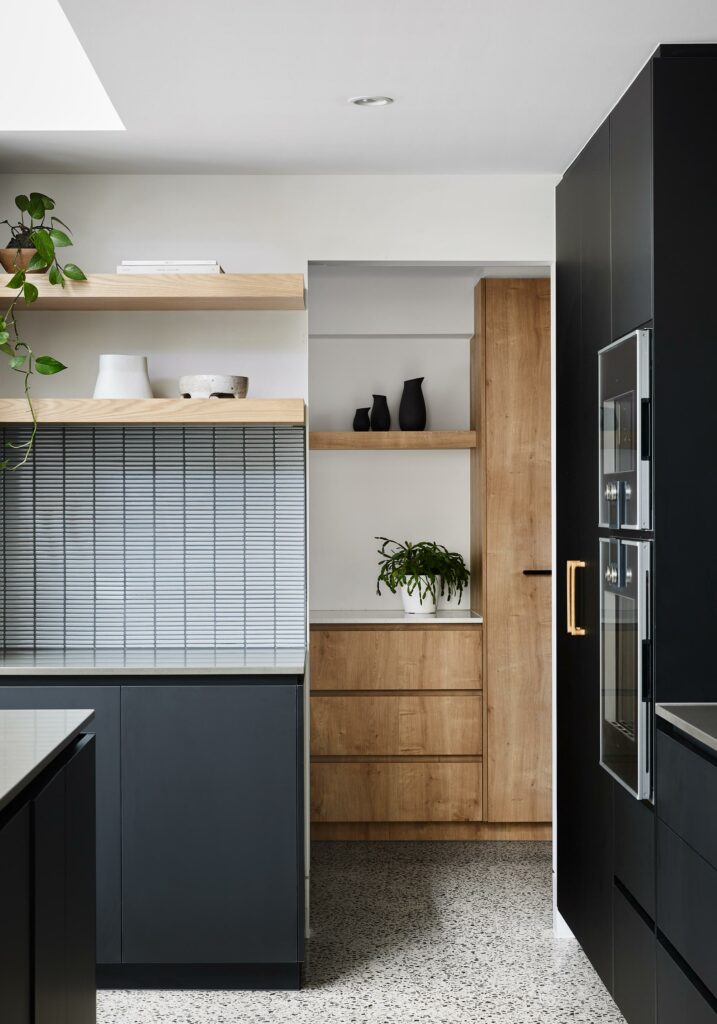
[2,0,717,174]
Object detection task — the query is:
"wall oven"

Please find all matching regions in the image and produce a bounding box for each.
[598,329,651,531]
[599,537,652,800]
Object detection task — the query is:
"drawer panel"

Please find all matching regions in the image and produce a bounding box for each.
[657,726,717,870]
[613,885,655,1024]
[311,694,482,756]
[310,761,482,822]
[614,781,655,918]
[657,944,717,1024]
[310,628,482,691]
[657,820,717,998]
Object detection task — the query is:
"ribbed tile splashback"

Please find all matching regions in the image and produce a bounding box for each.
[0,425,306,649]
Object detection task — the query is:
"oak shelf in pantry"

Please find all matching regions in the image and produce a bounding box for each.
[0,272,305,311]
[0,397,306,426]
[309,430,477,450]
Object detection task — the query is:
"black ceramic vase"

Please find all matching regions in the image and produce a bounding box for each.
[353,407,370,431]
[399,377,426,430]
[370,395,391,431]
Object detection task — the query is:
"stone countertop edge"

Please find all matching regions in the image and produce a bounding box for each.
[310,609,483,625]
[0,708,94,814]
[0,649,307,677]
[656,702,717,756]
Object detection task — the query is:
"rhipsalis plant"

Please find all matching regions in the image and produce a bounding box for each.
[375,537,470,604]
[1,192,86,469]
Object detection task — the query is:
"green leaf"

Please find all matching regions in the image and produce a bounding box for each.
[26,251,47,272]
[0,341,13,357]
[14,195,29,213]
[28,196,45,220]
[31,229,54,263]
[49,228,72,248]
[50,216,72,233]
[23,281,39,303]
[62,263,86,281]
[10,354,26,370]
[35,355,66,375]
[7,270,25,289]
[30,192,55,211]
[0,319,6,331]
[48,264,63,286]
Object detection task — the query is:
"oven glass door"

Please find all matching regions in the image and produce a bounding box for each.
[598,330,651,530]
[600,538,652,800]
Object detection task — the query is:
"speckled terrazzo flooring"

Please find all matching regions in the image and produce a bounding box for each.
[97,841,624,1024]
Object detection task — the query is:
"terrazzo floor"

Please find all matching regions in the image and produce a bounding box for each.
[98,841,624,1024]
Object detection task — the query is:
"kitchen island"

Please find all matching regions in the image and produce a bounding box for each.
[0,652,306,990]
[0,708,96,1024]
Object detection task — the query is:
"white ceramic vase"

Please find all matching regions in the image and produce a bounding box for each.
[400,576,437,615]
[93,355,153,399]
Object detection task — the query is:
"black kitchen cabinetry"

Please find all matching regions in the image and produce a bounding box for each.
[0,686,121,963]
[0,675,305,990]
[556,44,717,1024]
[0,734,95,1024]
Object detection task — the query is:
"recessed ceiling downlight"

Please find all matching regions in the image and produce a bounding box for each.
[349,96,394,107]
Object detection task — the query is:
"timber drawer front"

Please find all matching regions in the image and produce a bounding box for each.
[310,761,483,823]
[311,694,482,756]
[310,628,482,690]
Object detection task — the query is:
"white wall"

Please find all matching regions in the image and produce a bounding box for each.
[0,173,556,400]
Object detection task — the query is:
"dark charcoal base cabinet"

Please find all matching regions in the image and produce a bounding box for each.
[557,43,717,1024]
[0,714,96,1024]
[0,674,305,991]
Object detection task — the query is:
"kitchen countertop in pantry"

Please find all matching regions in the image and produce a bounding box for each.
[656,703,717,755]
[0,647,306,677]
[310,609,483,625]
[0,708,94,813]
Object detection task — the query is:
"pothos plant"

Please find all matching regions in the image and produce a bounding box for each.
[375,537,470,605]
[1,192,86,470]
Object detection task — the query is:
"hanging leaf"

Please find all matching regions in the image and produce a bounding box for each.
[23,281,39,303]
[48,264,64,286]
[14,195,30,212]
[0,342,13,357]
[31,229,54,263]
[10,354,26,370]
[26,251,48,272]
[49,228,72,248]
[7,270,25,289]
[28,196,45,220]
[35,356,66,375]
[63,263,86,281]
[30,192,55,211]
[49,216,72,233]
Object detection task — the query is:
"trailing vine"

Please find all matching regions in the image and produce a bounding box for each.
[1,192,85,469]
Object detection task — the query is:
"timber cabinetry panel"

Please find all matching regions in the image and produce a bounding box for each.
[310,627,482,691]
[311,761,482,822]
[311,694,482,756]
[480,278,552,823]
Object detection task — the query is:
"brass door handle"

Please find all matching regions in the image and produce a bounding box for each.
[566,560,586,636]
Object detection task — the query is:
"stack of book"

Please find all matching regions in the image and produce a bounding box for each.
[116,260,224,275]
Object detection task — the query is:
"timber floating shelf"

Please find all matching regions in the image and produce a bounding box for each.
[309,430,477,450]
[0,398,306,426]
[0,273,305,311]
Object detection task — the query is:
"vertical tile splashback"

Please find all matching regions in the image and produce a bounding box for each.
[0,424,306,649]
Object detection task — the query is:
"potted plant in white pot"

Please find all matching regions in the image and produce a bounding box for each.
[375,537,470,614]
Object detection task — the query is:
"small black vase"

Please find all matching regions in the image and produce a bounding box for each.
[353,407,370,431]
[370,395,391,431]
[399,377,426,430]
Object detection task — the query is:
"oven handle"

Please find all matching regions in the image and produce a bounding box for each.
[566,560,586,636]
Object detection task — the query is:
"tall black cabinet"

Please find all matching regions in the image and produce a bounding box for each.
[557,44,717,1023]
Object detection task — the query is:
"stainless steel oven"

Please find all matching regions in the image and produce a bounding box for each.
[599,538,652,800]
[598,329,651,530]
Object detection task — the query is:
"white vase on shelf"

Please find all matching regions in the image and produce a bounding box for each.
[399,576,437,615]
[93,354,153,399]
